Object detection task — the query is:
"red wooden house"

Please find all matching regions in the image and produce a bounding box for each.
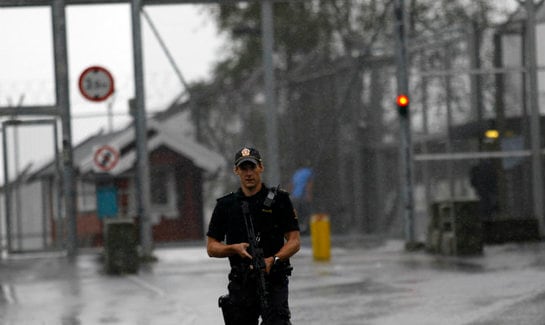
[26,119,224,248]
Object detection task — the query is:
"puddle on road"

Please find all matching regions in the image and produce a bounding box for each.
[293,278,406,297]
[401,258,486,273]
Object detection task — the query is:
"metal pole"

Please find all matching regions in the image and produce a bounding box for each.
[525,0,544,236]
[444,45,455,205]
[468,20,483,124]
[394,0,416,247]
[2,126,12,254]
[141,8,191,92]
[11,96,24,251]
[107,93,116,133]
[53,120,64,249]
[13,121,22,251]
[0,135,3,258]
[131,0,153,258]
[52,0,78,259]
[352,72,364,231]
[261,0,280,185]
[419,51,432,225]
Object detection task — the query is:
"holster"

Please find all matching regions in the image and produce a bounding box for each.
[218,294,236,325]
[271,261,293,277]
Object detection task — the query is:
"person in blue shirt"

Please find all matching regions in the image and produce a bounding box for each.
[289,163,314,234]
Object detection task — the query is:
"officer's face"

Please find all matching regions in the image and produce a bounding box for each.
[235,162,264,190]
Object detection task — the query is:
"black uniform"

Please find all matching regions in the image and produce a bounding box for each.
[207,184,299,325]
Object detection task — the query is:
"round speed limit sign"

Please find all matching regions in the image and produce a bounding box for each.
[78,66,115,102]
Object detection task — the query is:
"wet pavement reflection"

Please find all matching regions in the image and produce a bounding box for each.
[0,238,545,324]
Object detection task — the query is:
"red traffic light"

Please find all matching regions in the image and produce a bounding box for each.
[396,94,409,107]
[396,94,409,117]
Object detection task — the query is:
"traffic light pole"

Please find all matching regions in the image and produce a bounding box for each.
[394,0,416,248]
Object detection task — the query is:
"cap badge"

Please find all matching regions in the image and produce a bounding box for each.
[241,148,251,157]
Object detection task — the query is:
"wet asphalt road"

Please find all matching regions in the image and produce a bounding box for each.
[1,236,545,324]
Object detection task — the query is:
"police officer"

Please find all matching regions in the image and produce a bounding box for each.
[207,147,301,325]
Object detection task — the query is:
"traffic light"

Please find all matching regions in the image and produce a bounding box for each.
[484,129,499,140]
[396,94,409,117]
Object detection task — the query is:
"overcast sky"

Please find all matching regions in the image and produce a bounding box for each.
[0,1,528,180]
[0,3,225,178]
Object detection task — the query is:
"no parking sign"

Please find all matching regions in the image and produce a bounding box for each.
[93,145,120,173]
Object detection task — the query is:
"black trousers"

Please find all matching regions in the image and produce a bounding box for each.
[222,266,292,325]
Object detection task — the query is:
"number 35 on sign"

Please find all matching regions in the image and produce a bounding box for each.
[78,66,115,102]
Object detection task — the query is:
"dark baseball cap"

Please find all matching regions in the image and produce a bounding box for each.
[234,147,262,166]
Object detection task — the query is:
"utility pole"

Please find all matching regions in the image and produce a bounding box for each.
[131,0,153,259]
[394,0,416,248]
[261,0,280,185]
[52,0,78,260]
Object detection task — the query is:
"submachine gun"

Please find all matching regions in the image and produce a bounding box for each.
[241,200,269,315]
[219,188,279,324]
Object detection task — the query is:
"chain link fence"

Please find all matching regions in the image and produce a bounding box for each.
[195,1,544,242]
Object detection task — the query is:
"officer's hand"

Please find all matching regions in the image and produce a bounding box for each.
[265,256,274,274]
[234,243,252,259]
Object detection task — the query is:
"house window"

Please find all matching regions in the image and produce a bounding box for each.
[151,169,169,205]
[149,167,177,218]
[78,180,96,212]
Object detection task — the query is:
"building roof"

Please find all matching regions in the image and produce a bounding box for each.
[78,120,225,175]
[28,128,121,180]
[30,117,225,180]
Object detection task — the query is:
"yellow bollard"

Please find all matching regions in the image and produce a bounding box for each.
[310,213,331,261]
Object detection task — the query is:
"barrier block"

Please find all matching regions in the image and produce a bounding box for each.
[104,219,139,274]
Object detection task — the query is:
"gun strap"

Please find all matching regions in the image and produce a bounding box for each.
[241,201,253,234]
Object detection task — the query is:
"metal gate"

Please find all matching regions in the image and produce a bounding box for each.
[1,119,63,254]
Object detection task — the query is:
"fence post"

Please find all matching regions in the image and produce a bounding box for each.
[525,0,544,236]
